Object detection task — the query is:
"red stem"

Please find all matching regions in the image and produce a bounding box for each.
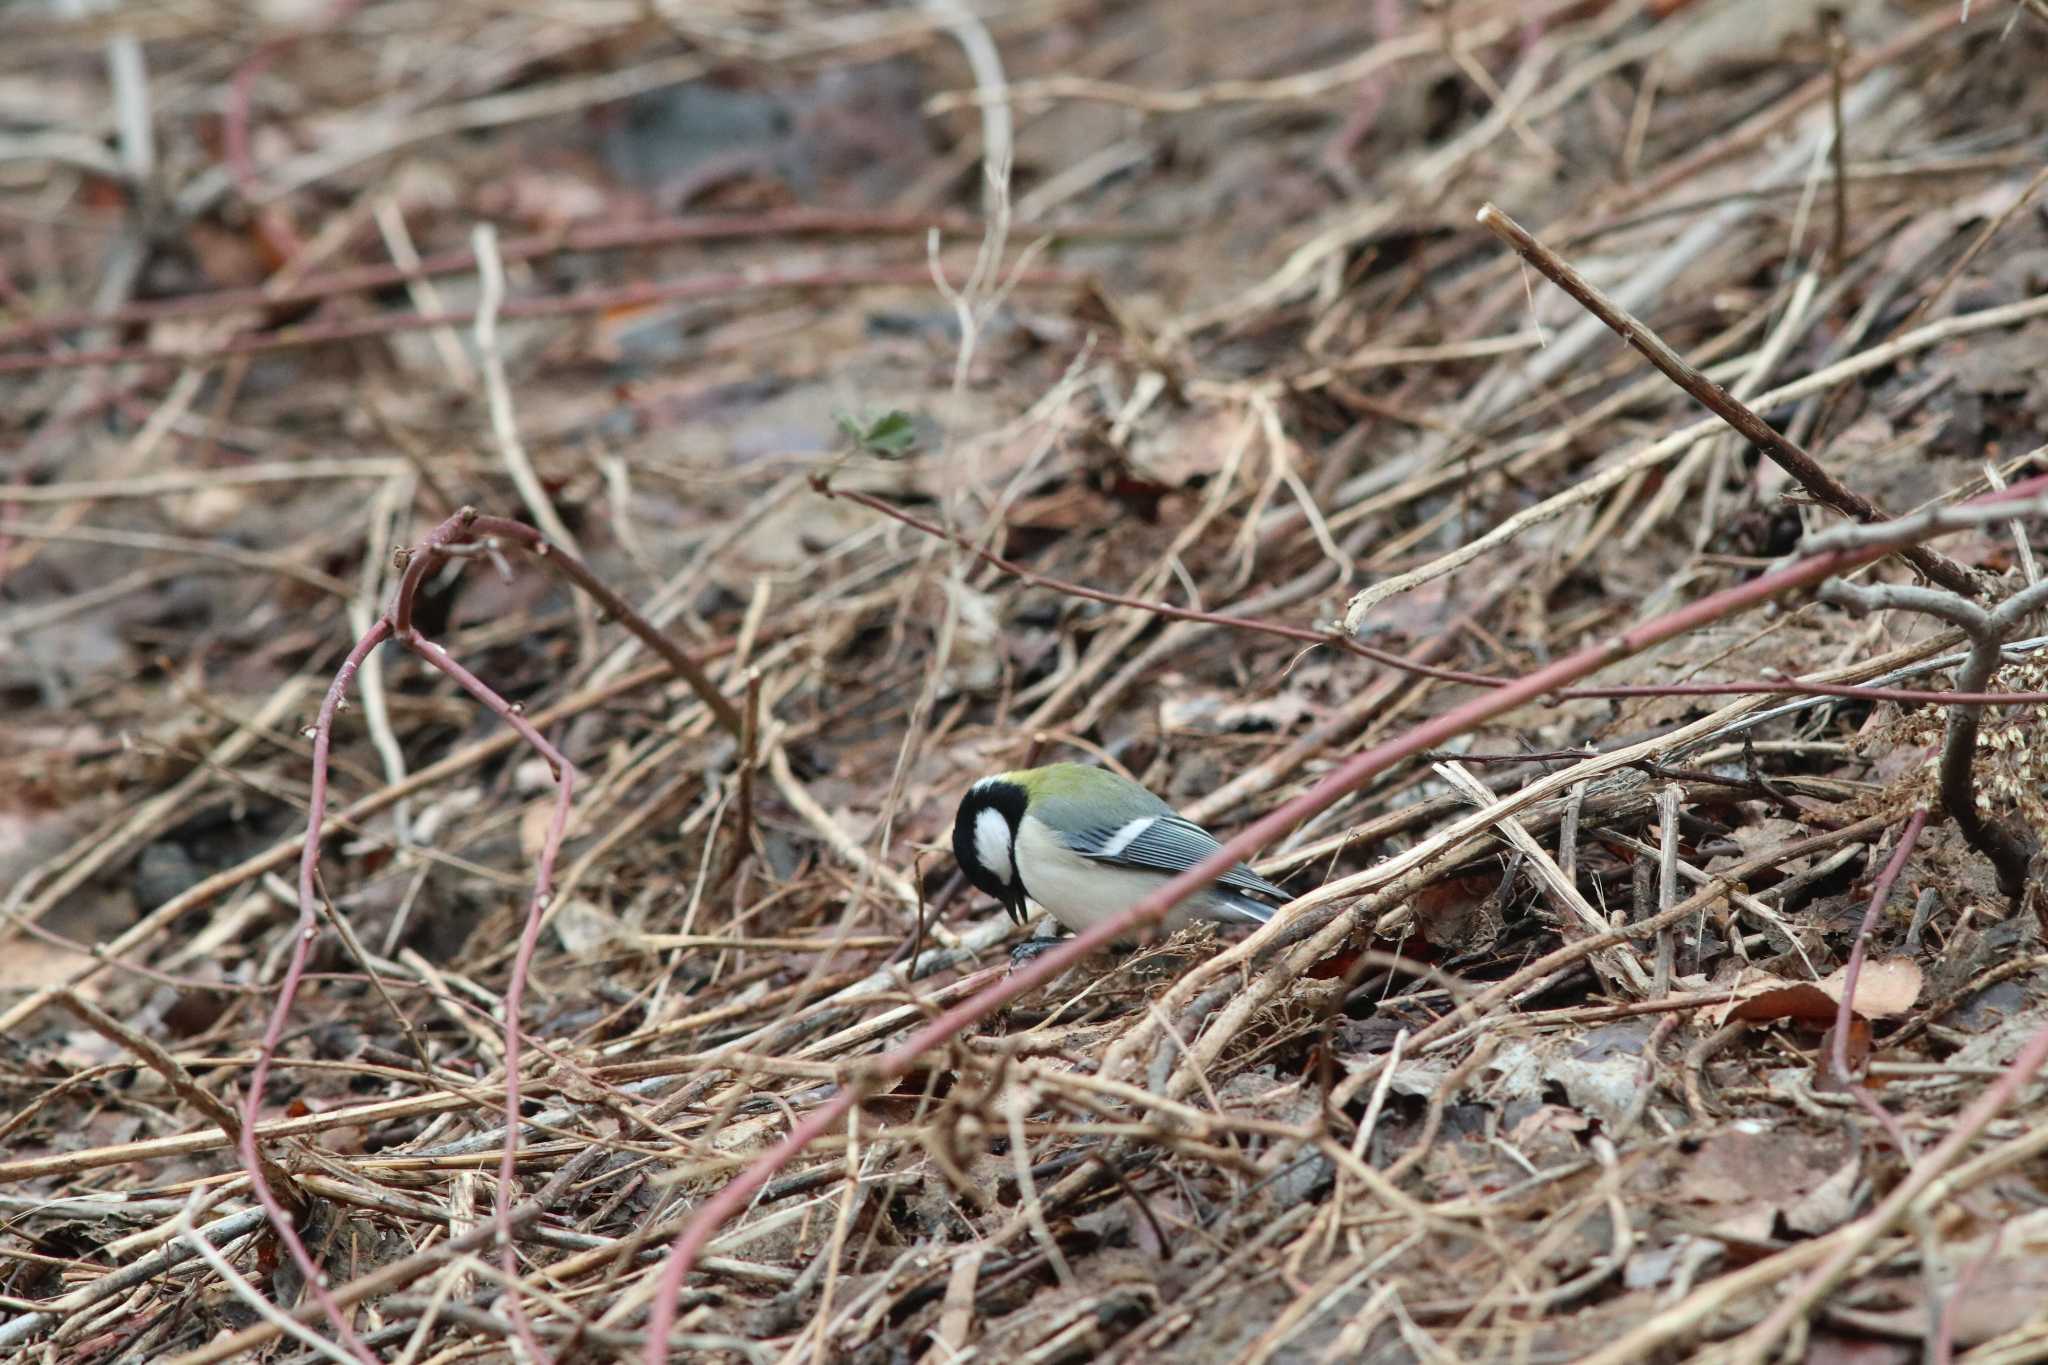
[404,632,570,1365]
[0,265,1083,377]
[1935,1224,2005,1365]
[239,618,391,1363]
[1830,807,1930,1156]
[822,478,2048,708]
[638,479,2048,1361]
[237,506,607,1363]
[0,210,1137,351]
[1829,807,1929,1088]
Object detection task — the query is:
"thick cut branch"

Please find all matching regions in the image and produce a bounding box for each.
[1822,579,2048,897]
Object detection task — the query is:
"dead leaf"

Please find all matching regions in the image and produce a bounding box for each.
[552,899,623,958]
[519,798,558,862]
[1799,1335,1915,1365]
[1677,1128,1851,1207]
[1411,873,1501,953]
[1941,1257,2048,1345]
[472,168,612,228]
[1718,958,1922,1025]
[1487,1035,1644,1128]
[1818,1017,1873,1082]
[1827,1258,2048,1347]
[1158,689,1311,735]
[1782,1150,1865,1236]
[1945,322,2048,396]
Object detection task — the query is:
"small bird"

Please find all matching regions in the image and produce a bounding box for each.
[951,762,1292,937]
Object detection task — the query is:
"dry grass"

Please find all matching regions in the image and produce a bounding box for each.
[5,2,2048,1362]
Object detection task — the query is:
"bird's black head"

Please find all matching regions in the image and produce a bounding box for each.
[952,776,1029,924]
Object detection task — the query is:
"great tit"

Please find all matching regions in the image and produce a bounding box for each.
[951,762,1292,936]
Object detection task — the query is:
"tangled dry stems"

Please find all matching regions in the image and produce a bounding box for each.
[6,3,2048,1364]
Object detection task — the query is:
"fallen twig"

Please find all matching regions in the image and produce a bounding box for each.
[1474,203,1981,598]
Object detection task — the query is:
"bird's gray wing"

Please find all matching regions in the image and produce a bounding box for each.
[1063,813,1291,903]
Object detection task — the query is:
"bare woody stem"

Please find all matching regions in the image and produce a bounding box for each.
[409,627,573,1361]
[1823,10,1850,274]
[1821,578,2048,898]
[0,263,1084,378]
[241,618,392,1363]
[237,505,738,1359]
[1829,806,1929,1157]
[394,508,742,736]
[1476,204,1983,600]
[1725,1015,2048,1361]
[1940,583,2048,897]
[0,208,1142,350]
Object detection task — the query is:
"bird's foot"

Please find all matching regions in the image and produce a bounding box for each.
[1008,936,1067,972]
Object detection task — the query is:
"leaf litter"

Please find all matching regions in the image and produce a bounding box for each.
[2,3,2048,1363]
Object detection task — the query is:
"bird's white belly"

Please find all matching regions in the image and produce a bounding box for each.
[1014,816,1216,934]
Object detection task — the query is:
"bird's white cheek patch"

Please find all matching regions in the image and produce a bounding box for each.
[974,808,1014,885]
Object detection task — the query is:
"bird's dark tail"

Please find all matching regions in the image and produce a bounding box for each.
[1211,891,1280,925]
